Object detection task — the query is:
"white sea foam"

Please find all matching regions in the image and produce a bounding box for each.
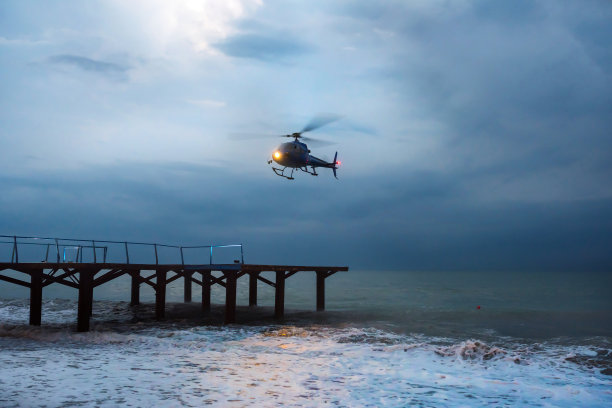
[0,300,611,407]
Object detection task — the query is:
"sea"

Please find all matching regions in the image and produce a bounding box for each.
[0,269,611,407]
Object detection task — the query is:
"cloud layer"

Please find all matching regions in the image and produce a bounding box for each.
[1,0,611,271]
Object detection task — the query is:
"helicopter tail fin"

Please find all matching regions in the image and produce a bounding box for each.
[333,152,338,179]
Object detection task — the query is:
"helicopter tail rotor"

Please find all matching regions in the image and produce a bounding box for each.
[332,151,339,179]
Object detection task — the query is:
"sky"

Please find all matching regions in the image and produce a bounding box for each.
[1,0,611,271]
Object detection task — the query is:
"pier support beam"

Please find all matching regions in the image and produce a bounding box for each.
[77,270,93,332]
[130,270,140,306]
[201,271,211,313]
[316,271,326,311]
[155,270,166,321]
[29,269,43,326]
[184,270,192,303]
[249,272,258,306]
[224,271,237,324]
[275,271,285,320]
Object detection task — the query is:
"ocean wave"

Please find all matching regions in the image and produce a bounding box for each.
[1,300,612,406]
[434,340,508,361]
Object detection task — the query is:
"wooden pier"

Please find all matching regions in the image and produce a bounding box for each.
[0,261,347,331]
[0,235,347,331]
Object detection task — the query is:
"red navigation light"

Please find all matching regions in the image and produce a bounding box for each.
[336,160,341,165]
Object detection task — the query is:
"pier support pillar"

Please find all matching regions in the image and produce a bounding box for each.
[184,270,192,303]
[316,271,326,311]
[201,271,211,313]
[89,284,94,317]
[155,269,166,321]
[130,270,140,306]
[275,271,285,320]
[224,271,237,324]
[77,269,93,332]
[249,272,258,306]
[29,269,43,326]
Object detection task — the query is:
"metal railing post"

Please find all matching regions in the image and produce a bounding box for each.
[12,236,18,263]
[0,235,245,267]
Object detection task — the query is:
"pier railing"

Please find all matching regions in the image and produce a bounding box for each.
[0,235,244,265]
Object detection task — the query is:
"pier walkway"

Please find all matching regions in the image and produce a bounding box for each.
[0,235,348,331]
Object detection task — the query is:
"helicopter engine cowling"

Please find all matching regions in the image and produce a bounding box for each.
[272,141,310,168]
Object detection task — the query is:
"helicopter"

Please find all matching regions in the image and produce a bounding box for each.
[266,116,341,180]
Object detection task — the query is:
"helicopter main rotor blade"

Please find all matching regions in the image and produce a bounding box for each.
[301,114,342,133]
[300,136,336,147]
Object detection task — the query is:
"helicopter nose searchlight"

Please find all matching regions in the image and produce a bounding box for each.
[267,115,342,180]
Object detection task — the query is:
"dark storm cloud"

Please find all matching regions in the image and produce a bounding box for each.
[1,161,611,271]
[48,54,128,77]
[344,1,612,117]
[344,1,612,200]
[214,33,311,61]
[2,1,611,272]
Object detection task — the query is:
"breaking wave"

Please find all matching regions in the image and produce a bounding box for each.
[0,299,611,407]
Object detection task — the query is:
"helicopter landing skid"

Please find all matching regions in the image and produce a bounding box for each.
[272,165,319,180]
[272,166,295,180]
[301,166,318,176]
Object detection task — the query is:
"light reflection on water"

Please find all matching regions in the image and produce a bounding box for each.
[0,307,610,408]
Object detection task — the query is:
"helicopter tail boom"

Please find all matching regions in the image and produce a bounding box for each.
[309,152,340,177]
